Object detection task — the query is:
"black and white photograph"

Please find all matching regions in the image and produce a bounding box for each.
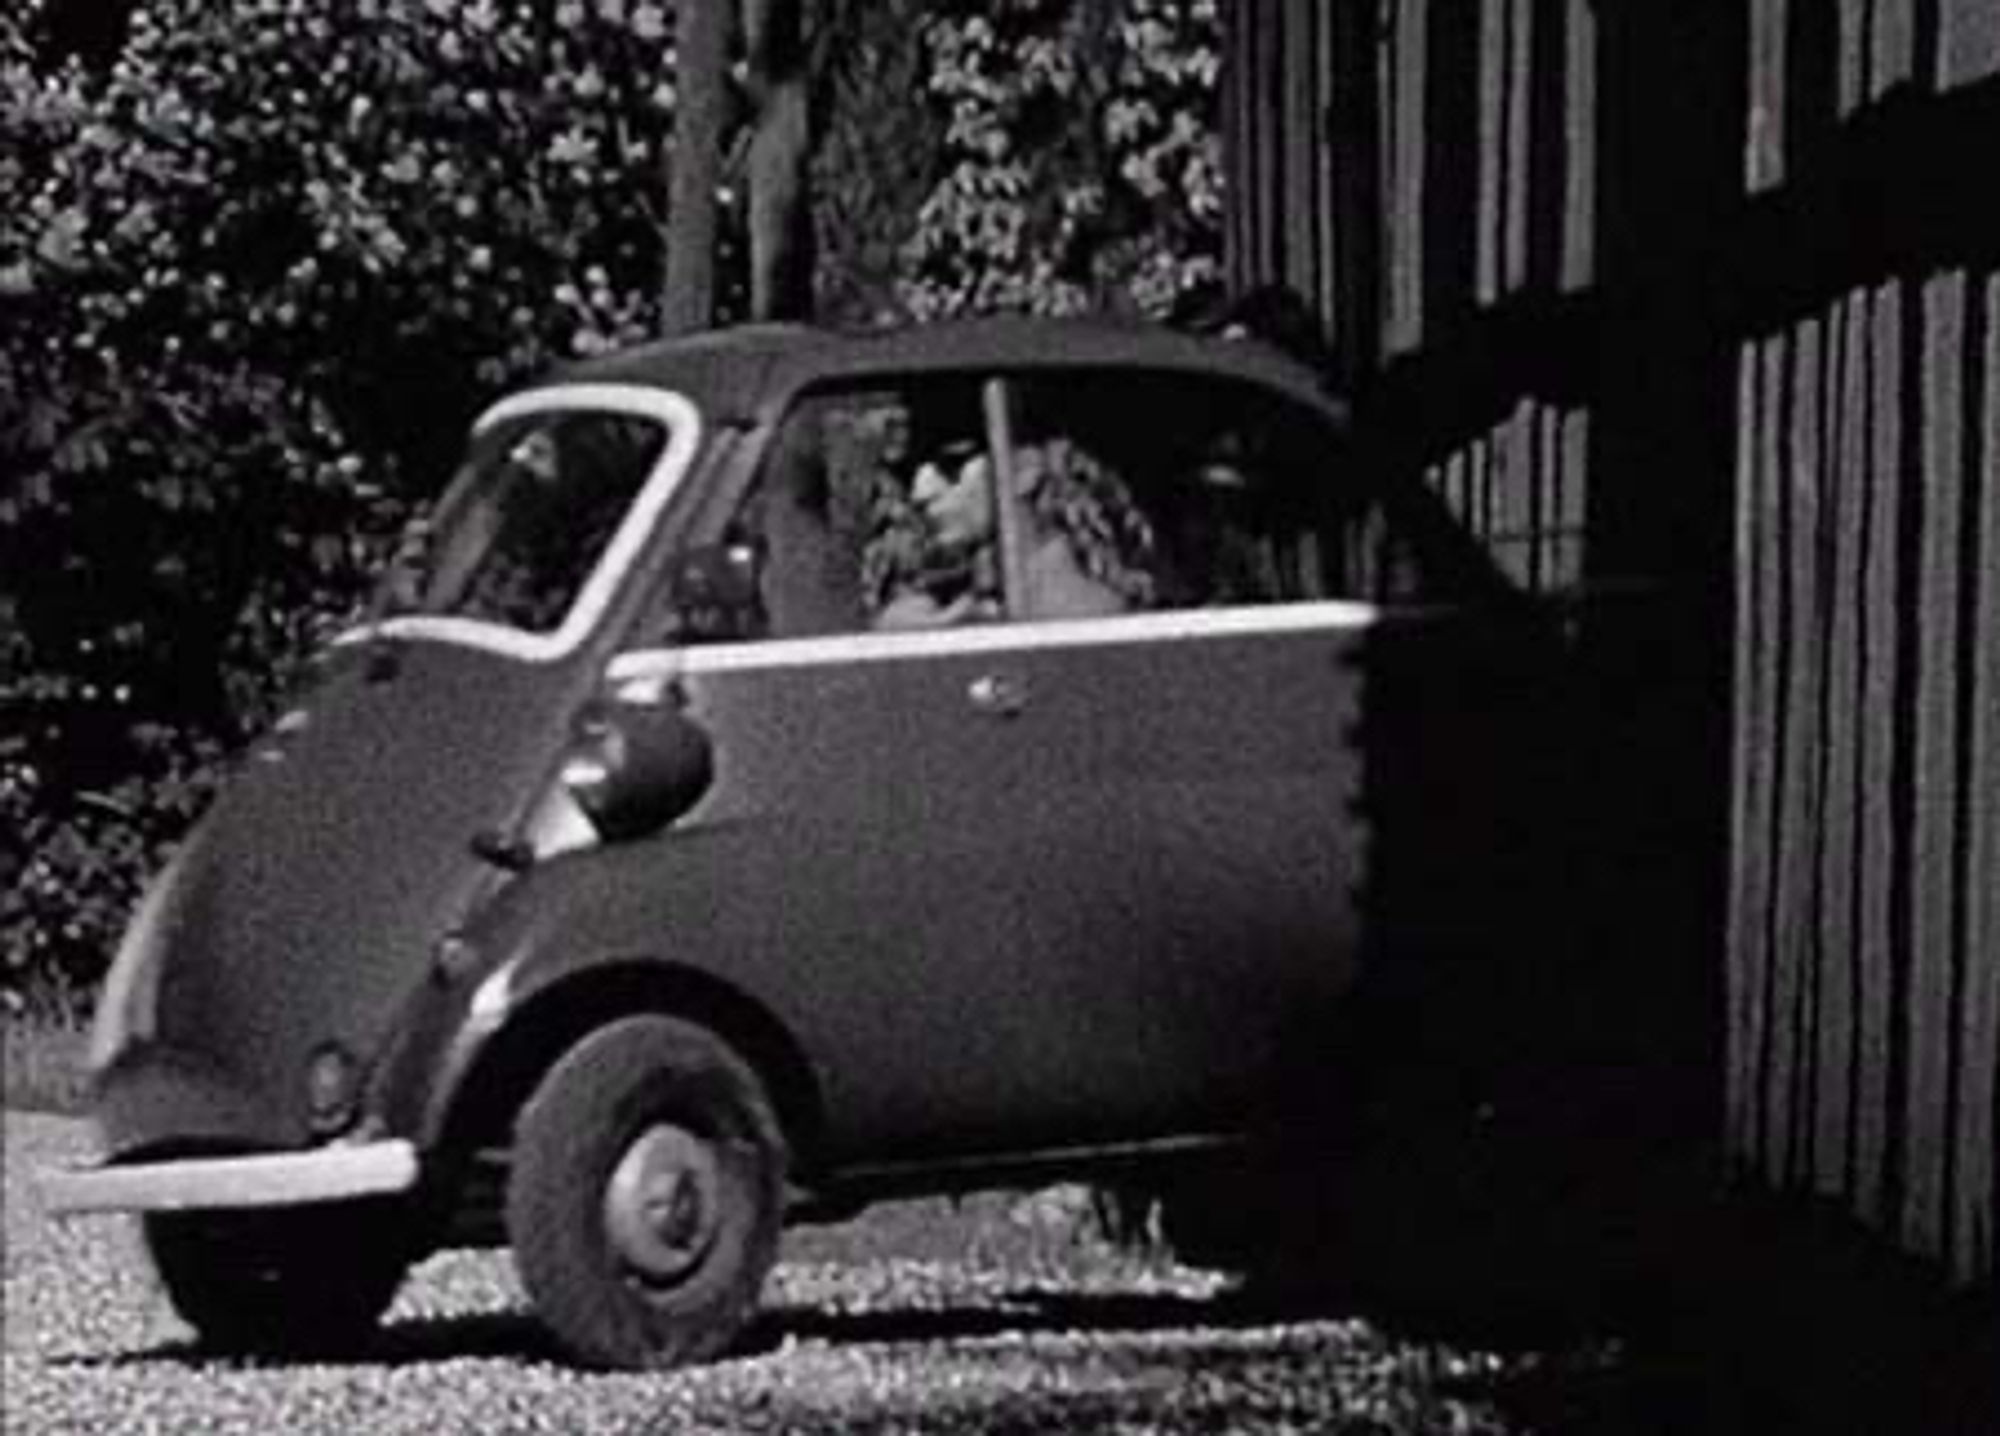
[3,1,1996,1430]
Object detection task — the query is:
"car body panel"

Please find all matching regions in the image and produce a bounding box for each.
[398,602,1380,1171]
[91,638,594,1156]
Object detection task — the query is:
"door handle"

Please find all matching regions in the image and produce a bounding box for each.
[967,671,1029,718]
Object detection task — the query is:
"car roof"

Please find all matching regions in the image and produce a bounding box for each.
[542,315,1351,434]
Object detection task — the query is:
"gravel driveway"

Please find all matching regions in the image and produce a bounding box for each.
[5,1112,1543,1435]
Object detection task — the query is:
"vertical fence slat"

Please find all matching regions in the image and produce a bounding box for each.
[1503,0,1533,292]
[1374,0,1398,354]
[1751,334,1793,1172]
[1855,278,1906,1224]
[1902,268,1967,1261]
[1775,317,1828,1183]
[1388,0,1428,353]
[1949,270,2000,1281]
[1475,0,1506,306]
[1283,0,1317,296]
[1953,271,2000,1281]
[1560,0,1595,291]
[1815,295,1865,1198]
[1839,0,1870,114]
[1464,0,1496,310]
[1315,0,1342,335]
[1871,0,1917,97]
[1732,341,1773,1159]
[1748,0,1789,192]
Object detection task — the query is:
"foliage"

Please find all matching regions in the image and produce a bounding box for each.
[897,0,1224,321]
[0,0,691,997]
[808,0,941,326]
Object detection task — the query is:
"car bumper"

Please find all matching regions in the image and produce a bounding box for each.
[38,1139,421,1218]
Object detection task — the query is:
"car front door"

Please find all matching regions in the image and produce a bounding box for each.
[613,368,1508,1167]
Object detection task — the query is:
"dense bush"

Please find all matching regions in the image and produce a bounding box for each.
[0,0,691,1003]
[0,0,1225,1010]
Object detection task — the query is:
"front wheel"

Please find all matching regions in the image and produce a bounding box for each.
[143,1201,413,1356]
[506,1015,786,1369]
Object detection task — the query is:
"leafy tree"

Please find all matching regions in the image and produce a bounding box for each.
[897,0,1223,321]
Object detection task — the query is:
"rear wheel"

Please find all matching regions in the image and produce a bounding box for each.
[143,1202,413,1356]
[506,1015,786,1369]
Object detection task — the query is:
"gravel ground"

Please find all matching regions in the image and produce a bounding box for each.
[5,1113,1561,1435]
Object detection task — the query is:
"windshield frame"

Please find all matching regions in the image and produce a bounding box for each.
[338,383,704,664]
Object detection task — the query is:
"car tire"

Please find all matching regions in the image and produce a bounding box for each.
[143,1202,412,1356]
[505,1014,786,1370]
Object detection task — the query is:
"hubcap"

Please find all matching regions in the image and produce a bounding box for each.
[602,1124,724,1285]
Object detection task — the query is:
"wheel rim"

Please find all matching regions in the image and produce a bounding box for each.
[602,1123,725,1286]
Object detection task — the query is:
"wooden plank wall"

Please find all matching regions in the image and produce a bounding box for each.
[1225,0,2000,1283]
[1728,0,2000,1284]
[1223,0,1597,597]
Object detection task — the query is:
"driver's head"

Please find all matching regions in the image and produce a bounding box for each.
[910,436,993,550]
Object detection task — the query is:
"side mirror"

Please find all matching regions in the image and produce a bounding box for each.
[561,682,714,842]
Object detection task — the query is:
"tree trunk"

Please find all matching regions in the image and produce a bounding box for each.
[740,0,814,322]
[662,0,733,335]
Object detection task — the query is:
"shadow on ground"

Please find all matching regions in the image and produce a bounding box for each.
[1300,1121,2000,1436]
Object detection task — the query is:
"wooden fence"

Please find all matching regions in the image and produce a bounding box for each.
[1727,1,2000,1283]
[1224,0,2000,1283]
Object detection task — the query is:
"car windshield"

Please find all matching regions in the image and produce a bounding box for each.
[379,409,670,635]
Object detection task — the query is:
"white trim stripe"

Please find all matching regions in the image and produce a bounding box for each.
[609,599,1380,682]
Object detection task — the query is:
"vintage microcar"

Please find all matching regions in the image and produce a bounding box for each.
[40,316,1560,1369]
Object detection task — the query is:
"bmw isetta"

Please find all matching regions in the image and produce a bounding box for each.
[40,316,1556,1368]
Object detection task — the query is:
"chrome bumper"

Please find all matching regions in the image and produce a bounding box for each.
[38,1140,421,1218]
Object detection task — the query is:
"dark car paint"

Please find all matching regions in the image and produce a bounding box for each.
[387,612,1381,1177]
[93,638,607,1155]
[88,317,1559,1231]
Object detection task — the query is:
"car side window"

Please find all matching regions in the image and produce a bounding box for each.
[1001,373,1446,612]
[641,370,1461,648]
[645,380,1000,644]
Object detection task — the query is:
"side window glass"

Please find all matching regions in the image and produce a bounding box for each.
[413,411,668,633]
[646,381,999,643]
[1009,372,1449,610]
[991,375,1318,612]
[638,371,1464,649]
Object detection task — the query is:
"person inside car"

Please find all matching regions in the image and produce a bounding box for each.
[872,428,1153,629]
